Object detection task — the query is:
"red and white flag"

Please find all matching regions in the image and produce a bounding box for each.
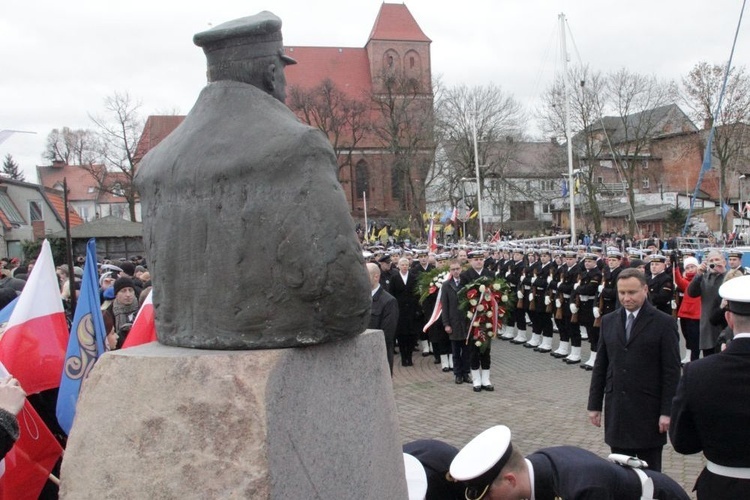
[427,219,438,253]
[0,240,68,395]
[121,291,157,349]
[451,207,458,223]
[0,362,63,500]
[744,202,750,215]
[423,287,443,333]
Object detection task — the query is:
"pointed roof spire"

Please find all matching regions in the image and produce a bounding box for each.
[368,3,431,43]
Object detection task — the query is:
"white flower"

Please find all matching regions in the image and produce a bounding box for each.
[485,311,492,317]
[498,312,504,317]
[469,299,478,306]
[467,312,473,319]
[492,283,501,290]
[436,282,442,288]
[501,295,508,302]
[485,322,492,329]
[479,284,486,293]
[477,304,485,312]
[473,321,480,327]
[475,341,482,347]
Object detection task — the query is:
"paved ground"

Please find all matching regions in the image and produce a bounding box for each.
[392,333,703,499]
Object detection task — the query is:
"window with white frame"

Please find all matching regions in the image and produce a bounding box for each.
[29,201,43,222]
[642,178,650,189]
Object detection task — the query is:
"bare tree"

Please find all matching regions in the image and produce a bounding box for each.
[88,92,144,221]
[370,69,435,235]
[287,79,372,209]
[43,127,98,165]
[434,84,524,232]
[540,65,607,232]
[604,69,674,235]
[680,61,750,233]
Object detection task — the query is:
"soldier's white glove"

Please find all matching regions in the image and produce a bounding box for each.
[517,291,524,299]
[555,299,562,309]
[520,274,526,282]
[573,282,580,290]
[671,300,677,309]
[529,293,534,302]
[570,303,579,314]
[547,275,553,284]
[545,296,551,306]
[593,307,600,318]
[598,284,604,293]
[505,270,511,277]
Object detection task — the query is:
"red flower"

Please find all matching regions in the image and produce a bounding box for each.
[466,289,478,299]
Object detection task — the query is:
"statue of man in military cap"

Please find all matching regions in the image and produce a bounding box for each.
[135,11,371,349]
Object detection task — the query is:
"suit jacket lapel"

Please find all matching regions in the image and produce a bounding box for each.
[627,303,652,344]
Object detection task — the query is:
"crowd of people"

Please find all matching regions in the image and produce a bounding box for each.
[366,238,750,499]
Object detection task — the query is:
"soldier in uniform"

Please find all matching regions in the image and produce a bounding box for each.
[648,254,674,316]
[567,253,601,365]
[550,250,579,359]
[670,275,750,499]
[510,249,537,345]
[526,248,555,351]
[727,250,747,275]
[449,425,689,500]
[501,248,526,342]
[461,250,495,392]
[413,249,436,357]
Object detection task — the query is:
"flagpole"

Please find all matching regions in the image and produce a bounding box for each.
[561,13,576,245]
[471,99,485,243]
[63,178,77,314]
[363,191,368,242]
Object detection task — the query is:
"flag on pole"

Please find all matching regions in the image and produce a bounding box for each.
[722,201,731,219]
[0,361,63,500]
[490,230,501,243]
[451,207,458,223]
[468,209,478,220]
[0,240,68,395]
[122,291,156,349]
[427,219,438,253]
[56,239,107,435]
[561,180,569,197]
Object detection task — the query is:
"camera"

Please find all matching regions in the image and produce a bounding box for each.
[709,263,716,270]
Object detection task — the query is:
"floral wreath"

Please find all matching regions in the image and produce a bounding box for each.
[457,277,514,351]
[416,266,451,304]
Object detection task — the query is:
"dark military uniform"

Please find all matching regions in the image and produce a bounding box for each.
[530,260,556,349]
[600,265,623,316]
[555,261,580,358]
[648,271,674,316]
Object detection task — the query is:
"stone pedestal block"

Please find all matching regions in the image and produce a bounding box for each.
[60,330,406,499]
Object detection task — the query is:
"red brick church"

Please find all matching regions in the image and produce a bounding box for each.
[136,3,434,229]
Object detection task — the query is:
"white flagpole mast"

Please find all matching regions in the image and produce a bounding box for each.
[363,191,369,241]
[561,13,576,245]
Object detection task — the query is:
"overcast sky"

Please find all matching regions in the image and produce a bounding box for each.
[1,0,746,182]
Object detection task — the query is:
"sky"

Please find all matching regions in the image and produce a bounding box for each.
[1,0,747,183]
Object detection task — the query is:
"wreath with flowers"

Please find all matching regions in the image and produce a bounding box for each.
[457,277,514,351]
[416,266,451,304]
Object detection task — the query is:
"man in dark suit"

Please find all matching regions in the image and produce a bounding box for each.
[366,263,399,375]
[587,268,681,472]
[441,260,471,385]
[670,275,750,499]
[449,425,689,500]
[390,257,420,366]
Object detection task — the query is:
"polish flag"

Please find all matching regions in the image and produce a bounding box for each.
[451,207,458,223]
[121,291,157,349]
[422,287,443,333]
[0,240,68,395]
[427,219,438,253]
[0,362,63,500]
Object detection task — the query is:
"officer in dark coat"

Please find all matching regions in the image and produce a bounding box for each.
[449,425,689,500]
[390,257,420,366]
[403,439,464,500]
[648,254,675,316]
[460,251,496,392]
[588,268,681,472]
[670,275,750,499]
[366,263,399,375]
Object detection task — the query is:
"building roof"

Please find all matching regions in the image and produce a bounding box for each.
[49,215,143,239]
[367,3,431,43]
[284,47,372,98]
[580,104,697,146]
[134,115,185,164]
[45,189,85,227]
[37,163,129,204]
[0,178,84,229]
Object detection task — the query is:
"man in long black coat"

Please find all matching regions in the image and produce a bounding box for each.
[390,257,420,367]
[366,263,399,375]
[588,268,681,472]
[670,275,750,499]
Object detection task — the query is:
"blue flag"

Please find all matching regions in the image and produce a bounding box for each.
[722,202,731,219]
[561,180,569,197]
[0,296,18,327]
[56,238,107,434]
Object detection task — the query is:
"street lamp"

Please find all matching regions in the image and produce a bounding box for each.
[740,174,747,233]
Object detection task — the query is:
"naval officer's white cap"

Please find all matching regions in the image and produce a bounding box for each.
[719,275,750,316]
[403,453,427,500]
[450,425,513,500]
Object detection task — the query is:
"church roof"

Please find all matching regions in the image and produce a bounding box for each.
[284,47,372,99]
[367,3,431,43]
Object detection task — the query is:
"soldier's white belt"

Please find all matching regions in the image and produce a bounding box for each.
[562,294,571,299]
[579,296,593,301]
[524,286,531,290]
[707,460,750,479]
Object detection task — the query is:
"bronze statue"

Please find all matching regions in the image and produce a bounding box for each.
[134,11,371,349]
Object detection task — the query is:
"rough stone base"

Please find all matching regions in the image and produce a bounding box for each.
[60,330,406,499]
